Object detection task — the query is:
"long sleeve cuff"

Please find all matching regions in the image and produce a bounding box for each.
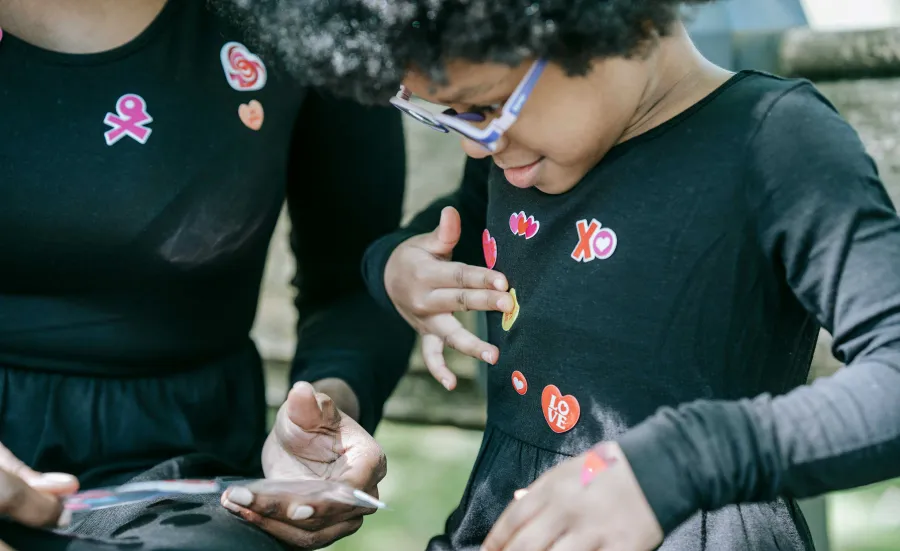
[361,229,420,314]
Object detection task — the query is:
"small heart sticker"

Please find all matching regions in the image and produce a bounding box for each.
[511,371,527,395]
[541,385,580,434]
[239,100,264,131]
[501,288,520,331]
[482,229,497,269]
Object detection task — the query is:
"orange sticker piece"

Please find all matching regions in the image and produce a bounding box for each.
[541,385,580,434]
[501,288,520,331]
[511,371,528,395]
[239,100,264,131]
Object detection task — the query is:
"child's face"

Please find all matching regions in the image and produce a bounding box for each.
[402,56,655,194]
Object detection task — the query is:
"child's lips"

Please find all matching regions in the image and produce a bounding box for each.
[503,158,544,188]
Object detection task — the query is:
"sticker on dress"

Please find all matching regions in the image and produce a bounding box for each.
[511,371,528,395]
[221,41,268,91]
[103,94,153,146]
[482,229,497,269]
[541,385,581,434]
[0,27,4,44]
[239,100,265,131]
[509,211,540,239]
[571,218,617,262]
[501,288,520,331]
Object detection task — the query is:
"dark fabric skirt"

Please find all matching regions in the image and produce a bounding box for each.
[0,343,288,550]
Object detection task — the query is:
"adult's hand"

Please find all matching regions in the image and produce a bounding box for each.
[0,442,79,550]
[385,206,514,390]
[221,381,384,549]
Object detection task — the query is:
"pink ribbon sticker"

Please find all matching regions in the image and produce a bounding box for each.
[103,94,153,146]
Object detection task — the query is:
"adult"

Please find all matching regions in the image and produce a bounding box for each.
[0,0,413,549]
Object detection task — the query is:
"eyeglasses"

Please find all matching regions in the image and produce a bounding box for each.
[389,59,547,152]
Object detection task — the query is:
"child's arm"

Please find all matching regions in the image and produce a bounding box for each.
[617,82,900,534]
[361,156,514,388]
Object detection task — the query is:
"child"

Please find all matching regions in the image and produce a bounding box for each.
[241,0,900,549]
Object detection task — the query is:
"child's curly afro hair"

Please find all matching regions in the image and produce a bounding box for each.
[227,0,716,103]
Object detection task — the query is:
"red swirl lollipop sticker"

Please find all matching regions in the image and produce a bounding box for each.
[220,41,268,92]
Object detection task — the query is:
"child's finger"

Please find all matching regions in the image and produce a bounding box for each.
[428,288,514,314]
[422,334,456,390]
[430,315,499,365]
[434,262,508,291]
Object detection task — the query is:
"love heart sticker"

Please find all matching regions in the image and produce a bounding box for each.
[511,371,528,395]
[482,229,497,269]
[509,211,540,239]
[239,100,264,131]
[541,385,580,434]
[501,288,520,331]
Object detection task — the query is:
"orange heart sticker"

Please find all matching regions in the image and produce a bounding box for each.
[511,371,527,395]
[541,385,580,434]
[501,288,520,331]
[239,100,264,131]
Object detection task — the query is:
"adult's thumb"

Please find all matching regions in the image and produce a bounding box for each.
[0,443,78,495]
[423,207,462,257]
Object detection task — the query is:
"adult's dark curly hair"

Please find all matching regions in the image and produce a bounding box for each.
[225,0,716,103]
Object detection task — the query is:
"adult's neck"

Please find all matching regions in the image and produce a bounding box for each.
[619,23,734,145]
[0,0,169,53]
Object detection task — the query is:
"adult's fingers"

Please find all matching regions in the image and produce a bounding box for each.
[0,443,78,496]
[221,495,365,549]
[422,334,456,390]
[0,470,66,528]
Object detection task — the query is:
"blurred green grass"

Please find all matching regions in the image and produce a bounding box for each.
[322,422,900,551]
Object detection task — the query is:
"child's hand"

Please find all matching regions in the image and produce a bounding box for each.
[384,207,514,390]
[482,443,663,551]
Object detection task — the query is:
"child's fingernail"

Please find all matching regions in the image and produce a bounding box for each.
[288,504,315,520]
[227,487,253,507]
[441,378,452,390]
[481,351,492,363]
[494,279,505,291]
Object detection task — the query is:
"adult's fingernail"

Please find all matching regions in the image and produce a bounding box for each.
[288,504,315,520]
[227,487,254,507]
[514,489,529,500]
[57,508,73,528]
[30,472,77,490]
[221,499,242,514]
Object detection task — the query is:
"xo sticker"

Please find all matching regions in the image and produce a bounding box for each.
[541,385,581,434]
[221,41,267,91]
[501,288,520,331]
[571,219,617,262]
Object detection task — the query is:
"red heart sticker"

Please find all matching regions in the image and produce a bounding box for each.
[541,385,580,434]
[511,371,528,395]
[482,229,497,269]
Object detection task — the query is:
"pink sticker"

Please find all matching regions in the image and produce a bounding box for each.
[221,41,268,91]
[571,219,617,262]
[103,94,153,146]
[508,211,540,239]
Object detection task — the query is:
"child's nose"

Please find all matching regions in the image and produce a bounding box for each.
[460,135,508,159]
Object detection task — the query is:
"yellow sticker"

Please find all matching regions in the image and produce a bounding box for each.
[502,288,520,331]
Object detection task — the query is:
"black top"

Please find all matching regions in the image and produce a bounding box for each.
[364,72,900,549]
[0,0,414,433]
